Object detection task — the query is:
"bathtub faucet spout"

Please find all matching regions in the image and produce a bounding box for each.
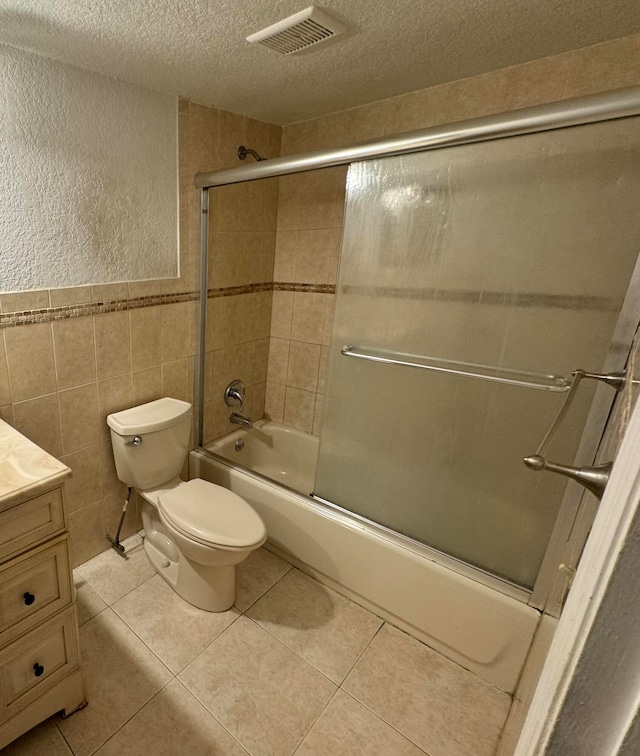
[230,412,253,429]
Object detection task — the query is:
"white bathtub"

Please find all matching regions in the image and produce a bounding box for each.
[191,420,540,693]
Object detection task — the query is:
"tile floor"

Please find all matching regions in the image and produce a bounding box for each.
[3,534,513,756]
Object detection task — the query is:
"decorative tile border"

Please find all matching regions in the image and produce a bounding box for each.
[273,282,336,294]
[0,281,334,328]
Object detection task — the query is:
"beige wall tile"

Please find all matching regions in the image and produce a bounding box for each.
[217,110,245,169]
[322,296,335,346]
[296,229,333,284]
[162,358,190,402]
[49,286,92,307]
[283,386,315,432]
[130,306,162,370]
[287,341,321,392]
[273,231,298,282]
[291,293,326,344]
[0,334,11,405]
[132,367,163,406]
[128,279,164,298]
[265,381,286,423]
[91,283,129,302]
[5,323,57,402]
[59,382,100,454]
[500,54,573,111]
[211,346,236,399]
[276,174,305,230]
[271,291,294,339]
[98,375,133,440]
[1,290,50,312]
[161,302,191,362]
[0,404,14,424]
[62,444,103,514]
[267,338,290,384]
[246,381,266,420]
[209,231,242,288]
[94,311,132,379]
[68,499,108,568]
[210,296,238,350]
[564,34,640,98]
[188,103,219,169]
[53,316,96,390]
[13,393,62,456]
[245,117,282,161]
[317,346,330,394]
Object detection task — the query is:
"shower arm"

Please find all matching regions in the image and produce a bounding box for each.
[523,368,627,500]
[237,145,266,162]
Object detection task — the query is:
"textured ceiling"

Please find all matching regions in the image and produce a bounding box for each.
[1,0,639,125]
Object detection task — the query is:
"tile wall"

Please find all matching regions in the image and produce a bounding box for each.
[265,31,640,436]
[0,98,281,566]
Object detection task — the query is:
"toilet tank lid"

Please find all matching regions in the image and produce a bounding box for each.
[107,398,192,436]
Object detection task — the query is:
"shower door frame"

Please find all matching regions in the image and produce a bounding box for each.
[193,85,640,612]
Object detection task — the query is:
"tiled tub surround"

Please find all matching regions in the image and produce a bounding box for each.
[264,31,640,440]
[4,537,512,756]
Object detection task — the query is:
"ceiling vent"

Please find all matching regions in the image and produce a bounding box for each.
[246,6,346,55]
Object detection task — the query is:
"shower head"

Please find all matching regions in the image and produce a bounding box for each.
[238,145,266,162]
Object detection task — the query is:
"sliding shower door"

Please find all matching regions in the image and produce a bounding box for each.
[314,117,640,589]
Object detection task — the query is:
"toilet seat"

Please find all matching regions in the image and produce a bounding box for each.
[158,479,266,550]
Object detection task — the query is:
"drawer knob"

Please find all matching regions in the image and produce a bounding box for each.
[33,663,44,677]
[23,592,35,606]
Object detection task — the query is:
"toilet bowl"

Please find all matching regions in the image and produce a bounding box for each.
[107,398,266,611]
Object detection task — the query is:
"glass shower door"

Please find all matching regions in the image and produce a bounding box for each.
[314,117,640,589]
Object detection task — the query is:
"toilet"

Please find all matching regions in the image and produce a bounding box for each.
[107,397,266,611]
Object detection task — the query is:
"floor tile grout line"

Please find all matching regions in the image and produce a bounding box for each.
[172,677,252,756]
[107,584,243,677]
[336,615,386,685]
[334,687,433,756]
[236,561,294,615]
[241,614,343,688]
[175,666,254,755]
[290,685,342,755]
[88,676,176,756]
[53,718,76,756]
[75,558,155,608]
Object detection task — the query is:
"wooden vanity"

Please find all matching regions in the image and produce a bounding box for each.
[0,420,85,749]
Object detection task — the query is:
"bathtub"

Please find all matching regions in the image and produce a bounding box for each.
[190,420,540,693]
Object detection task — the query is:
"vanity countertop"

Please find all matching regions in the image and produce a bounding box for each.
[0,420,70,511]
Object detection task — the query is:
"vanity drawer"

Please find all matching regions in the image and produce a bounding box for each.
[0,489,65,562]
[0,607,79,723]
[0,538,72,647]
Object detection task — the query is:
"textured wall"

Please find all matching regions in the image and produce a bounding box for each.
[0,45,177,291]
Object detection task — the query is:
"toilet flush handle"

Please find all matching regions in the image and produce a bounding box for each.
[125,435,143,447]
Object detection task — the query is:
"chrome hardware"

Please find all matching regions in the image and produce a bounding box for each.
[125,436,143,447]
[523,455,613,500]
[230,412,253,429]
[224,380,245,409]
[523,367,622,499]
[235,439,245,451]
[341,345,570,392]
[237,145,266,162]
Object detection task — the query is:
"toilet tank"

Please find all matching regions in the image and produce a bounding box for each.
[107,398,192,490]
